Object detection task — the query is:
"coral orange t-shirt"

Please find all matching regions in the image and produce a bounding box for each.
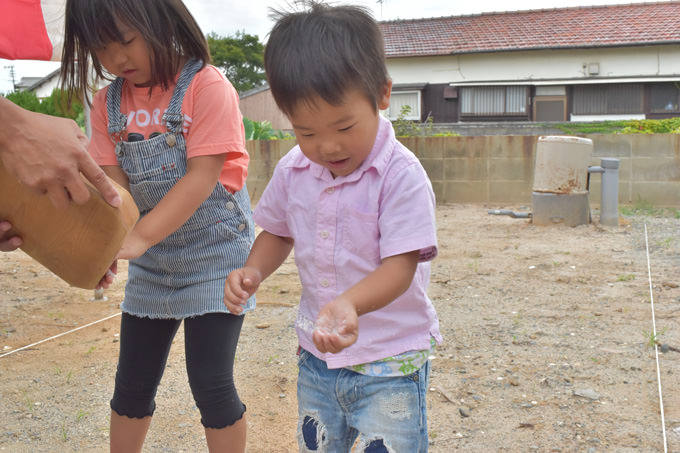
[89,64,248,193]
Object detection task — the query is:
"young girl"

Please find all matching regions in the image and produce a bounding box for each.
[60,1,255,451]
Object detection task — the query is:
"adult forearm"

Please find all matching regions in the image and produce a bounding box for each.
[0,96,25,147]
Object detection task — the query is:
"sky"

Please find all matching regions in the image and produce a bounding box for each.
[0,0,669,93]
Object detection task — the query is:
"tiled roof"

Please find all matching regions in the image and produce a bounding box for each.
[380,2,680,57]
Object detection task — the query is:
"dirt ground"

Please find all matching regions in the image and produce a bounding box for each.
[1,203,679,452]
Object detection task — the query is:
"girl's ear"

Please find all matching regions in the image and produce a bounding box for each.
[377,79,392,111]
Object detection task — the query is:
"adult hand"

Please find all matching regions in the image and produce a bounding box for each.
[0,97,121,210]
[0,220,21,252]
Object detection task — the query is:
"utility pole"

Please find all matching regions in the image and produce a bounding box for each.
[376,0,384,19]
[4,65,16,93]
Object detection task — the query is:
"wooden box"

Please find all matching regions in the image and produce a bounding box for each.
[0,162,139,289]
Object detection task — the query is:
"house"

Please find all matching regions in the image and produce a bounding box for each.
[240,2,680,127]
[381,2,680,123]
[15,68,60,99]
[239,83,291,130]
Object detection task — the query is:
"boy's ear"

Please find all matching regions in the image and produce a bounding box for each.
[377,79,392,111]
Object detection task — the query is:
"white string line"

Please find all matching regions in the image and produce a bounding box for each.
[644,223,667,453]
[0,312,121,359]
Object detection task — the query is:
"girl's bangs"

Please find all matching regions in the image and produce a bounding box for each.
[75,10,126,48]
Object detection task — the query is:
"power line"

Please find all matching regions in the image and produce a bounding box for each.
[3,64,16,92]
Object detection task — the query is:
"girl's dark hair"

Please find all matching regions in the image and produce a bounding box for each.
[60,0,210,104]
[264,1,390,116]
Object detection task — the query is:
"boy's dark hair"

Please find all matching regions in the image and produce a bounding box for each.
[264,1,390,116]
[60,0,210,104]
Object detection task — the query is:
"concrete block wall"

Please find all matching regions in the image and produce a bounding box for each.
[245,134,680,208]
[588,135,680,207]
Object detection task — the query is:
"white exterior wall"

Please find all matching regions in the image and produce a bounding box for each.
[386,44,680,85]
[33,76,60,98]
[29,70,108,100]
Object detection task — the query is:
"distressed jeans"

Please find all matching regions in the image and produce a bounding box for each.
[296,348,430,452]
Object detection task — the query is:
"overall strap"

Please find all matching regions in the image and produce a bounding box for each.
[106,77,127,142]
[162,58,204,134]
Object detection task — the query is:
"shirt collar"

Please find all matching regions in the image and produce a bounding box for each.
[365,115,395,177]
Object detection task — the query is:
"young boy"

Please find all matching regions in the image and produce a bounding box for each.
[224,1,441,451]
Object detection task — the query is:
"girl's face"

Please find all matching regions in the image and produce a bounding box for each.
[289,82,392,178]
[94,24,152,87]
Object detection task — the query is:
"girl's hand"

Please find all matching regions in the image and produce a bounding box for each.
[116,230,149,260]
[0,220,21,252]
[95,260,118,290]
[224,267,262,314]
[313,298,359,354]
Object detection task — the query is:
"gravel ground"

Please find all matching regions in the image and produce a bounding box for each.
[1,203,679,452]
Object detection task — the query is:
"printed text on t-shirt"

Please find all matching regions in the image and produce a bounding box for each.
[127,109,193,134]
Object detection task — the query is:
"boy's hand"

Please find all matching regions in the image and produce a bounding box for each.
[313,298,358,354]
[224,267,261,314]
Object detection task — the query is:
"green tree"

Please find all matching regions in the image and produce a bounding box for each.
[242,117,292,140]
[40,88,84,120]
[207,31,266,93]
[6,88,84,128]
[5,90,41,113]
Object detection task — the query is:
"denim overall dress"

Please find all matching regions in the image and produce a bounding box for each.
[106,59,255,319]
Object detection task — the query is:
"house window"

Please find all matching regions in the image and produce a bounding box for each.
[460,86,527,116]
[649,83,680,113]
[573,83,643,114]
[384,91,421,120]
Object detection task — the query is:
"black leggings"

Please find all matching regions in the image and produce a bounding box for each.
[110,312,245,429]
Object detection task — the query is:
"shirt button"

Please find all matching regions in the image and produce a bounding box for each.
[226,201,235,210]
[320,230,329,239]
[326,187,335,194]
[238,223,246,231]
[320,279,329,287]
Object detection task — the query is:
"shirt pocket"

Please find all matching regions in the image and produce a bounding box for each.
[341,207,380,260]
[124,152,186,185]
[121,146,187,210]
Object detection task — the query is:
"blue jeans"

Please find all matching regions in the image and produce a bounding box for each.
[296,348,430,452]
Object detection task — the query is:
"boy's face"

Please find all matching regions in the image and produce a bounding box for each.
[289,83,391,178]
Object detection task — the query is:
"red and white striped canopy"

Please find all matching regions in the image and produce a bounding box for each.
[1,0,64,61]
